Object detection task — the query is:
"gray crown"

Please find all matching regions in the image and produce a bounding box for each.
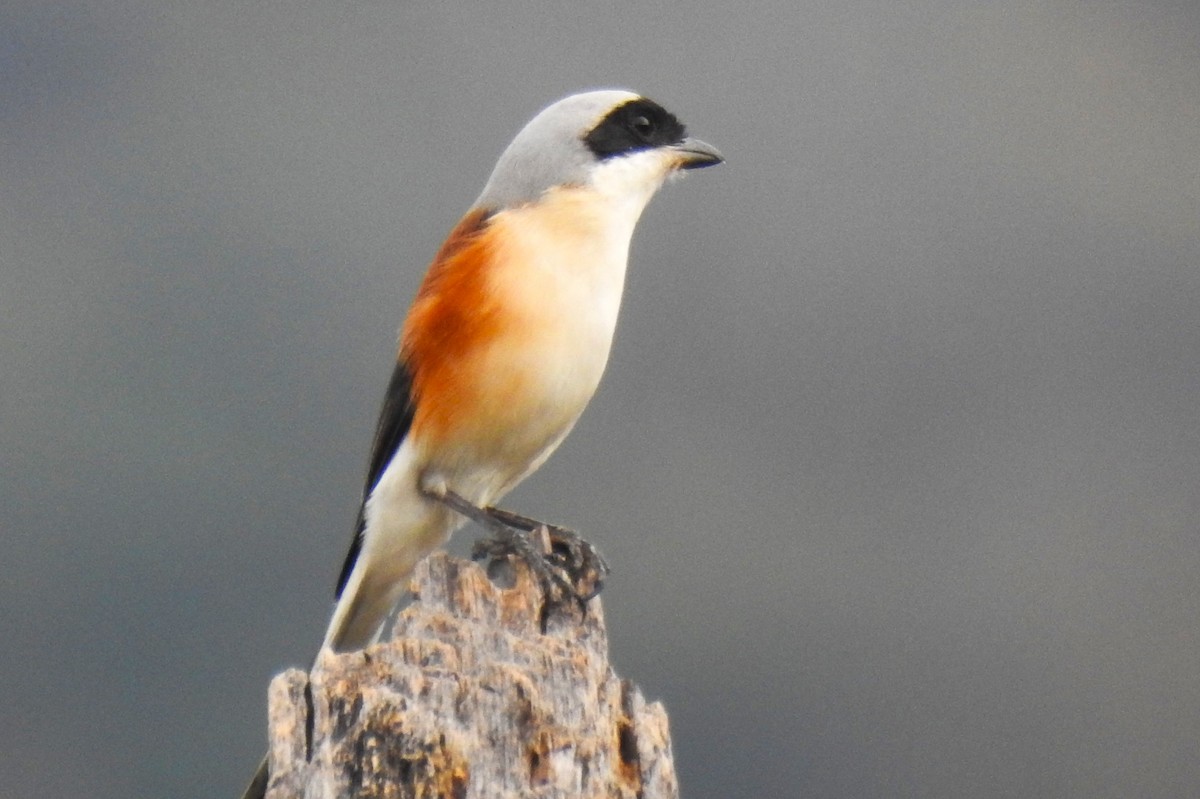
[473,90,639,210]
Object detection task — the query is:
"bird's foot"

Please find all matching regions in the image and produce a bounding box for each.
[427,488,609,604]
[474,507,610,603]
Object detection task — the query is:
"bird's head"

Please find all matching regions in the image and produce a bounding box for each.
[474,90,723,214]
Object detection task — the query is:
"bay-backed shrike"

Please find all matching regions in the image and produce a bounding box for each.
[241,89,721,798]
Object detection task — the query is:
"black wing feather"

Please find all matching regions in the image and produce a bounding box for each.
[335,357,416,598]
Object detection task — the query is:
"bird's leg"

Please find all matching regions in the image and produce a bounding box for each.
[424,486,607,602]
[483,505,610,601]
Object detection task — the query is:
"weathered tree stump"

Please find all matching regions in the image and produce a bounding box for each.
[262,552,679,799]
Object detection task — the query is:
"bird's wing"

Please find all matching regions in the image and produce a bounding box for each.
[335,358,416,598]
[334,208,494,599]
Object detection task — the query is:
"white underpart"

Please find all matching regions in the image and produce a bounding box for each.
[322,440,458,651]
[587,147,680,218]
[421,148,678,504]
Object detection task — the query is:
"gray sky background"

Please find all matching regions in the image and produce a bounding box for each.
[4,2,1199,797]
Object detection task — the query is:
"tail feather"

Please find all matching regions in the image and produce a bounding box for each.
[241,446,461,794]
[321,551,416,651]
[322,474,459,651]
[240,754,269,799]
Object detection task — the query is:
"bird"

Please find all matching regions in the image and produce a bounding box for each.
[240,89,722,798]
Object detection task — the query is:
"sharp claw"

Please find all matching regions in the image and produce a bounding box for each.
[467,513,607,604]
[432,491,607,603]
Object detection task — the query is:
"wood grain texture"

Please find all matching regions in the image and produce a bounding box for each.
[263,553,679,799]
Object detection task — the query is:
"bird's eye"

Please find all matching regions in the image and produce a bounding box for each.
[630,115,655,140]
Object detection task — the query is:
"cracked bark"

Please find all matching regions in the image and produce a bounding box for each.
[262,552,679,799]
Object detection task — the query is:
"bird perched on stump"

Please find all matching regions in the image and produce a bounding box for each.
[241,89,722,799]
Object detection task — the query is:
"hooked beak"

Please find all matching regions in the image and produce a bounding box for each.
[672,137,725,170]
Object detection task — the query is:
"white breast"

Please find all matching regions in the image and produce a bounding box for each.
[493,186,637,392]
[440,187,640,502]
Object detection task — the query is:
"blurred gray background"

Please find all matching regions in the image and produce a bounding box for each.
[4,1,1198,797]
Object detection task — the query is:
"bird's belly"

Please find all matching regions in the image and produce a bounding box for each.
[414,198,631,505]
[434,317,611,501]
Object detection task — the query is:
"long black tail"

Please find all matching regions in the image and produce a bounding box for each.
[240,754,268,799]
